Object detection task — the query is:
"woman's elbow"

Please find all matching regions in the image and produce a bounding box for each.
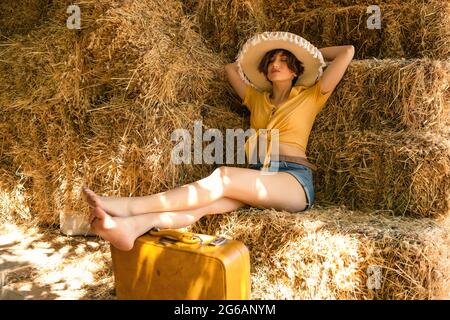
[224,63,233,73]
[342,45,355,61]
[347,45,355,55]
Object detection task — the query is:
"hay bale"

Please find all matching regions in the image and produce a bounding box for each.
[0,98,243,227]
[0,169,32,225]
[271,0,450,59]
[308,129,450,219]
[80,0,229,107]
[2,110,68,226]
[314,58,450,132]
[264,0,441,15]
[0,23,84,116]
[0,1,138,115]
[0,0,243,120]
[189,206,450,299]
[79,0,250,130]
[0,112,14,166]
[0,112,34,225]
[0,0,50,37]
[181,0,270,60]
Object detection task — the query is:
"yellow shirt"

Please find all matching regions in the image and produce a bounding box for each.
[243,77,332,169]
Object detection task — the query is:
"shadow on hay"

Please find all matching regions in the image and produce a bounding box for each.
[0,223,115,300]
[0,232,58,300]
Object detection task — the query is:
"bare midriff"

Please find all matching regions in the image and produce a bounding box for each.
[272,143,307,160]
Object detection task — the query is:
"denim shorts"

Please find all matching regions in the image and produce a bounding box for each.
[248,160,315,211]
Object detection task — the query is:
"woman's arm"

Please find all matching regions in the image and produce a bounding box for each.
[225,62,248,101]
[317,45,355,95]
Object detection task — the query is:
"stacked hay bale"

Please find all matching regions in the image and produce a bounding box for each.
[0,0,449,299]
[313,58,450,133]
[0,0,87,226]
[309,58,450,218]
[0,0,245,227]
[184,0,449,60]
[189,207,450,299]
[265,0,450,59]
[310,129,449,219]
[181,0,270,61]
[0,0,98,226]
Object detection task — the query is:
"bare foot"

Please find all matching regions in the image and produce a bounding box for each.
[90,206,137,251]
[83,185,131,217]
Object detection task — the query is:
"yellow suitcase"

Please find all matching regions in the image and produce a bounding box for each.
[110,228,251,300]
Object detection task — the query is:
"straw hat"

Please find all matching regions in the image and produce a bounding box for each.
[236,31,327,92]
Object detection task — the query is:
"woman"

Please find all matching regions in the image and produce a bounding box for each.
[84,32,354,251]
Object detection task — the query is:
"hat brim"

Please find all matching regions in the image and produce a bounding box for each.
[236,32,326,92]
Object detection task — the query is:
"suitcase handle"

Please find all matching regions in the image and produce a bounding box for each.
[149,228,202,245]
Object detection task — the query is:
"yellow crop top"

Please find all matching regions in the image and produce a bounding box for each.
[243,77,332,169]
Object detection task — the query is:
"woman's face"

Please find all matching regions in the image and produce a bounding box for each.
[266,52,296,83]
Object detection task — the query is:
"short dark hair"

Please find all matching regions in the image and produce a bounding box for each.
[258,49,304,87]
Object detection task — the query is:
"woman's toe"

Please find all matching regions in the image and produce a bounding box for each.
[94,206,106,220]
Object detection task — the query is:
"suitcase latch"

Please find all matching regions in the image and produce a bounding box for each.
[159,236,179,245]
[209,237,227,246]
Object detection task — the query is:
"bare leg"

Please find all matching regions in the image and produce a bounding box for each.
[83,169,226,217]
[90,196,246,251]
[85,164,309,219]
